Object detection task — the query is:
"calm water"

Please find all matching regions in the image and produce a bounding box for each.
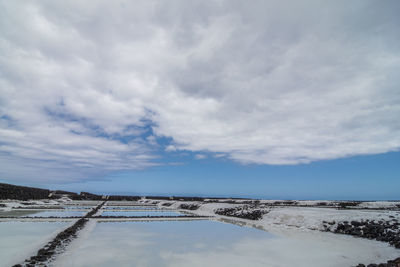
[104,206,158,210]
[63,206,93,210]
[101,210,182,217]
[0,210,85,217]
[54,220,399,267]
[25,210,86,217]
[0,221,69,267]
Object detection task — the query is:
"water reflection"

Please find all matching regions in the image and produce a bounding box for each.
[0,210,85,217]
[104,206,158,210]
[24,210,86,217]
[63,206,93,210]
[54,220,400,267]
[0,210,41,217]
[0,221,68,266]
[101,211,182,217]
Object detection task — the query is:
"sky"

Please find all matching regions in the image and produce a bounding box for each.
[0,0,399,200]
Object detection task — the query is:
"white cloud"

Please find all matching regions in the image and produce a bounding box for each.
[165,145,177,152]
[0,0,399,182]
[194,154,207,160]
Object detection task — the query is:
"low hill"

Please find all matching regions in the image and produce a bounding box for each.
[0,183,103,201]
[0,182,51,200]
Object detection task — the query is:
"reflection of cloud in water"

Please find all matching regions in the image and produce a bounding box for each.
[55,220,399,267]
[101,211,182,217]
[0,210,86,217]
[0,221,69,266]
[25,211,85,217]
[104,206,158,210]
[159,228,400,267]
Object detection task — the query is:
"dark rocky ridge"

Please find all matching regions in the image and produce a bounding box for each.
[70,191,103,200]
[0,182,109,201]
[215,205,268,220]
[107,195,141,201]
[179,203,200,210]
[1,183,51,200]
[322,219,400,249]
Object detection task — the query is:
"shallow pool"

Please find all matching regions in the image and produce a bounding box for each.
[100,210,182,217]
[0,221,69,267]
[0,210,86,217]
[63,206,93,210]
[25,210,86,217]
[104,206,158,210]
[54,220,400,267]
[0,210,42,217]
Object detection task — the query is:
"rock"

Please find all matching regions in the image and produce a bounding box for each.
[215,205,268,220]
[179,204,200,210]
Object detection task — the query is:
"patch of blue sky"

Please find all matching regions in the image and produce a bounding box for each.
[45,151,400,201]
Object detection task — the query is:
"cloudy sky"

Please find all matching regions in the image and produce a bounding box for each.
[1,1,399,198]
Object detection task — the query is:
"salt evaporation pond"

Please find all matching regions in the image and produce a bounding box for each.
[101,210,182,217]
[0,209,42,217]
[25,210,86,217]
[104,206,158,210]
[0,221,69,267]
[0,210,86,217]
[63,206,93,210]
[54,220,399,267]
